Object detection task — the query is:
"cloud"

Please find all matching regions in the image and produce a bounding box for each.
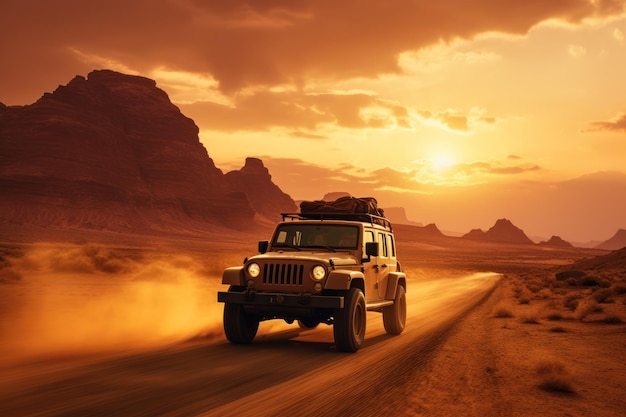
[417,108,497,133]
[2,0,625,104]
[180,90,414,132]
[259,154,542,201]
[585,112,626,133]
[568,44,588,57]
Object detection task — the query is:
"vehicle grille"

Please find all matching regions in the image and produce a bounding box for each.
[262,263,304,286]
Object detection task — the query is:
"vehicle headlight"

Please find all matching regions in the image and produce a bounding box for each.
[247,262,261,278]
[312,265,326,281]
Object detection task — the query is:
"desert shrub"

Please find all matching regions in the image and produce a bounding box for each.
[612,284,626,295]
[536,360,575,393]
[545,312,563,321]
[574,298,598,320]
[563,293,582,310]
[592,288,614,303]
[527,280,545,293]
[492,303,514,318]
[602,315,623,324]
[520,313,540,324]
[536,288,553,299]
[515,285,532,304]
[549,326,567,333]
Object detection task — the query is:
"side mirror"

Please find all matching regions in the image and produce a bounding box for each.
[365,242,379,259]
[258,240,269,254]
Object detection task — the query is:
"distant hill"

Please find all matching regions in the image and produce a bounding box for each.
[563,246,626,271]
[378,207,422,226]
[539,236,573,248]
[595,229,626,250]
[462,218,534,245]
[0,70,295,233]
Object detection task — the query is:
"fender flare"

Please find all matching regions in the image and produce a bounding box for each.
[385,272,407,300]
[222,266,245,286]
[325,270,365,290]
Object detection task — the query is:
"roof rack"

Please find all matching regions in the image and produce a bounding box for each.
[280,212,393,231]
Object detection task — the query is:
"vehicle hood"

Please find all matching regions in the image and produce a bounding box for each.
[249,251,358,267]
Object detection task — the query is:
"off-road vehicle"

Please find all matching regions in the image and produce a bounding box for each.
[217,203,407,352]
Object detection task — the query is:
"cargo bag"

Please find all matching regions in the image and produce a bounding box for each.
[300,196,384,217]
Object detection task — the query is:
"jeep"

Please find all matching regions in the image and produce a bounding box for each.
[217,212,407,352]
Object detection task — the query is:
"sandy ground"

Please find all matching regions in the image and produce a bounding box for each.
[0,231,625,416]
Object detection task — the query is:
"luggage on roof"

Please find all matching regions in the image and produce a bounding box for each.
[300,196,385,217]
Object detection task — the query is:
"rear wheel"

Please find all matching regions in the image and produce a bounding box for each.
[333,288,366,352]
[223,287,259,344]
[383,285,406,335]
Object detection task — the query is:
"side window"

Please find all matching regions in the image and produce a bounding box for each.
[377,232,388,257]
[387,234,395,257]
[363,230,375,253]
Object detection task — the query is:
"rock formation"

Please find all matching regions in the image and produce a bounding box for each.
[539,236,573,248]
[0,70,293,233]
[462,218,534,244]
[224,157,297,221]
[595,229,626,250]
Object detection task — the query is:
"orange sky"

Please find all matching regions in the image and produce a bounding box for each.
[2,1,626,242]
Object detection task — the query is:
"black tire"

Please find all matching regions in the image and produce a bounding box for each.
[223,289,259,344]
[298,318,320,329]
[333,288,366,352]
[383,285,406,335]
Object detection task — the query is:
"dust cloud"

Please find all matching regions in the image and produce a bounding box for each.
[0,243,226,362]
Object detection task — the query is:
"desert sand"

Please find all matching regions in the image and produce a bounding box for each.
[0,227,625,416]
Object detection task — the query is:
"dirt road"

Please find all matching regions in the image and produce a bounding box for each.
[0,272,500,417]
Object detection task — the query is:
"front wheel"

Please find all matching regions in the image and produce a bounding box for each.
[223,289,259,344]
[333,288,366,352]
[383,285,406,335]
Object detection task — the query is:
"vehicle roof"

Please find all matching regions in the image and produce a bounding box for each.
[280,213,393,231]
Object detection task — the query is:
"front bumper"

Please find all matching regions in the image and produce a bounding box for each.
[217,291,344,309]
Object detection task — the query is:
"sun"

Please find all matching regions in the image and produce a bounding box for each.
[432,154,454,170]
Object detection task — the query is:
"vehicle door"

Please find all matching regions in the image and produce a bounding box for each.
[362,229,380,303]
[376,232,393,298]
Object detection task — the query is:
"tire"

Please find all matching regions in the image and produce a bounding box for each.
[383,285,406,335]
[298,318,320,329]
[333,288,366,352]
[223,289,259,344]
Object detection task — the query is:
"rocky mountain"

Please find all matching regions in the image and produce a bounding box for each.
[596,229,626,250]
[539,236,573,248]
[224,157,297,221]
[462,218,534,244]
[382,207,422,227]
[0,69,294,233]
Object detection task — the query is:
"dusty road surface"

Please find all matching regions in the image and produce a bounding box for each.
[0,272,500,417]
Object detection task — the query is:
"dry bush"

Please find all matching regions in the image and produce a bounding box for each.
[612,284,626,295]
[592,287,614,303]
[492,302,514,318]
[545,312,563,321]
[573,298,598,320]
[526,280,546,293]
[549,326,567,332]
[602,315,623,324]
[520,314,540,324]
[563,293,582,310]
[536,288,553,299]
[536,360,575,393]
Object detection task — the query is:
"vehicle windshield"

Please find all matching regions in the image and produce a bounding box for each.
[272,224,359,250]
